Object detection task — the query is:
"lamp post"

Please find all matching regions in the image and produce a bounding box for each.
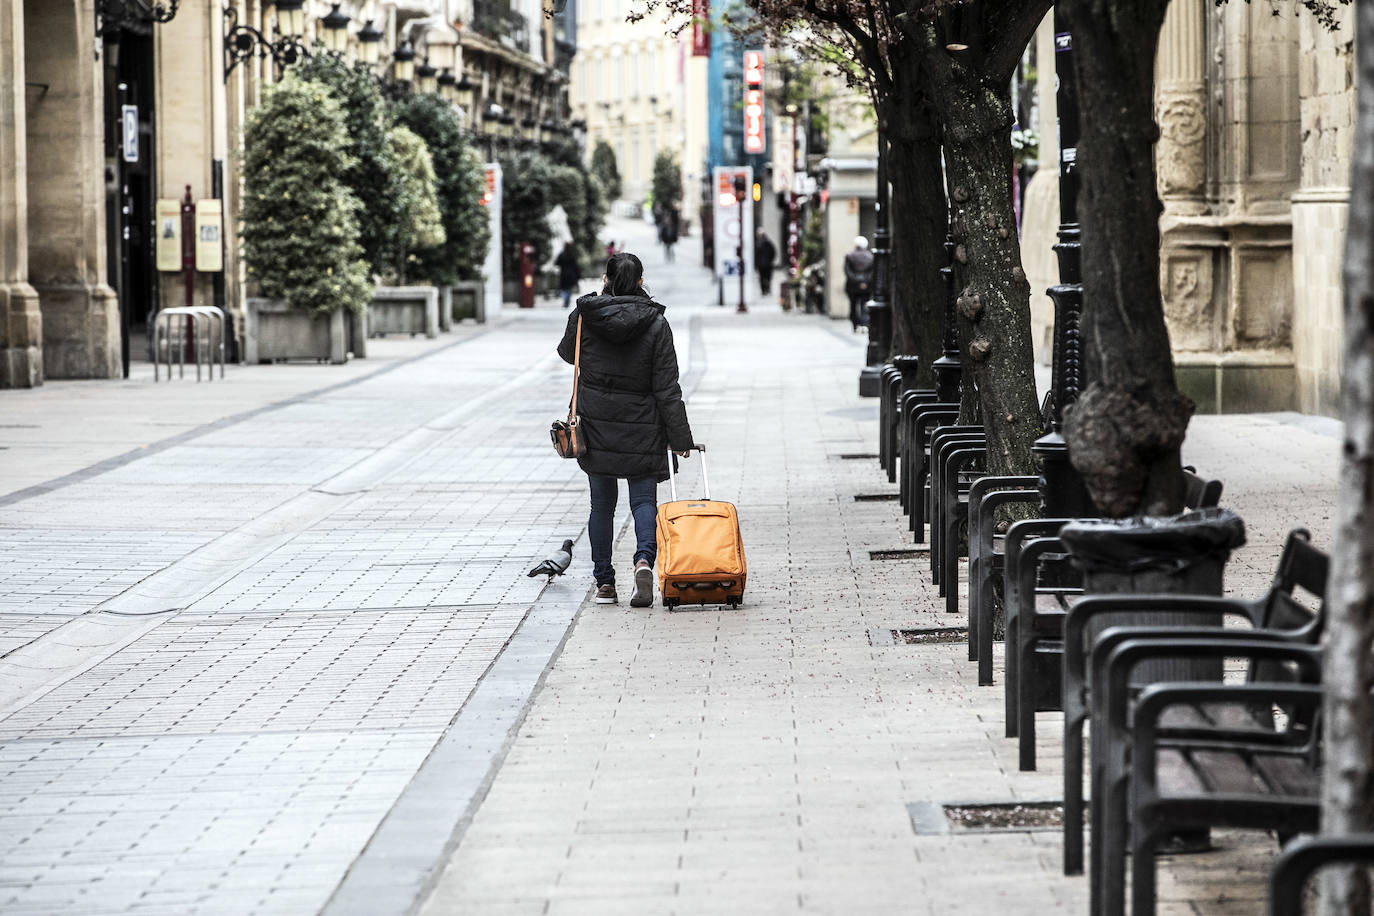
[223,1,310,79]
[416,57,438,94]
[437,67,456,103]
[393,41,416,85]
[1030,10,1093,518]
[456,74,475,113]
[320,3,350,56]
[931,227,962,403]
[859,126,892,397]
[355,19,383,67]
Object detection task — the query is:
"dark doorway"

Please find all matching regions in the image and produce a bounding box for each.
[103,26,157,378]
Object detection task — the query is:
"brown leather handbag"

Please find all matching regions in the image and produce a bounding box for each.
[551,315,585,459]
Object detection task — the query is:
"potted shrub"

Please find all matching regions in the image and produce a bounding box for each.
[241,75,371,363]
[392,93,490,327]
[366,125,444,338]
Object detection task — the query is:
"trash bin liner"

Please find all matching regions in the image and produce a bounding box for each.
[1058,507,1247,577]
[1060,507,1247,687]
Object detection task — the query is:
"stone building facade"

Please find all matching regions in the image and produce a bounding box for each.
[0,0,561,388]
[1022,2,1354,417]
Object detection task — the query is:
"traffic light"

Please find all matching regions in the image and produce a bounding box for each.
[733,174,747,202]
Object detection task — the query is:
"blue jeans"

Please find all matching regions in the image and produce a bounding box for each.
[588,474,658,586]
[561,287,574,308]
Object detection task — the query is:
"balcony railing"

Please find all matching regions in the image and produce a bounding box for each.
[471,0,529,54]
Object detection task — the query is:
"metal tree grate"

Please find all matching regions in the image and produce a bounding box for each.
[908,801,1065,835]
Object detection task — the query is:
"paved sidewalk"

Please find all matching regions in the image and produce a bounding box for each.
[420,313,1339,914]
[0,210,1342,915]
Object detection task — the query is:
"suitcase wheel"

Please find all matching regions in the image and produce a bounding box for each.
[663,597,679,609]
[726,597,742,609]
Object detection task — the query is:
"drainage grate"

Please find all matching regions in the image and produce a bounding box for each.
[854,493,900,502]
[869,548,929,560]
[834,452,879,460]
[890,627,967,645]
[908,801,1065,835]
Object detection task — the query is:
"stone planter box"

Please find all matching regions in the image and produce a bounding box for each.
[368,286,438,338]
[449,280,486,323]
[438,287,452,333]
[244,298,348,364]
[347,308,368,358]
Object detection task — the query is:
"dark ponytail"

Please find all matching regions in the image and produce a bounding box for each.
[603,251,648,297]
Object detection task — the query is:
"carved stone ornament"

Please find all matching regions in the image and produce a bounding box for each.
[1160,252,1214,351]
[1156,86,1207,197]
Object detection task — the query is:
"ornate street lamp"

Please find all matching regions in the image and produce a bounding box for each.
[456,75,476,112]
[437,68,457,103]
[224,1,310,79]
[274,0,305,39]
[393,41,416,84]
[355,19,383,66]
[320,3,350,56]
[858,126,892,396]
[416,57,438,94]
[1031,8,1093,518]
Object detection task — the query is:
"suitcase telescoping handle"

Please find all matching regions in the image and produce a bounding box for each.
[667,445,709,502]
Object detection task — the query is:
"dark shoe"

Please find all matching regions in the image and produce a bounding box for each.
[630,560,654,608]
[594,584,618,604]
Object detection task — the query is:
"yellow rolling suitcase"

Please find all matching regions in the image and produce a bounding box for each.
[656,446,746,609]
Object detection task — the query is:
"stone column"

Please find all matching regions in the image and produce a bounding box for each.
[24,0,120,379]
[1155,0,1208,217]
[0,0,42,387]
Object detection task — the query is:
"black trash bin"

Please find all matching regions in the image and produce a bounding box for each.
[1059,507,1247,686]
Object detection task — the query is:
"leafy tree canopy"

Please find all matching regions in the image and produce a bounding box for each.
[294,53,401,280]
[387,125,446,284]
[392,93,491,286]
[590,140,622,202]
[242,75,371,315]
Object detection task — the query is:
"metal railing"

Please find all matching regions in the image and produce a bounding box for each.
[152,306,226,381]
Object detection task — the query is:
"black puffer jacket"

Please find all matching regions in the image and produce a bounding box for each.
[557,293,693,481]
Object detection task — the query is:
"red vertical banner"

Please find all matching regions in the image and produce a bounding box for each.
[743,89,765,154]
[691,0,710,56]
[743,50,765,155]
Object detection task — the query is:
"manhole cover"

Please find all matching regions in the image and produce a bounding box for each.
[908,801,1065,835]
[854,493,900,502]
[869,548,929,560]
[890,627,967,645]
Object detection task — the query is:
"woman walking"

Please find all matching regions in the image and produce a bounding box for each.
[557,252,694,607]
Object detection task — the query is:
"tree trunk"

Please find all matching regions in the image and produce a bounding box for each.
[932,71,1041,477]
[1057,0,1191,518]
[1317,4,1374,912]
[882,68,948,376]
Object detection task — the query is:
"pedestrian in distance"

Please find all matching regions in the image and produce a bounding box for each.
[557,252,694,608]
[555,242,581,309]
[844,236,875,332]
[658,210,679,264]
[754,229,777,297]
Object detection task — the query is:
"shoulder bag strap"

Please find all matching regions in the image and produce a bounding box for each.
[569,315,582,420]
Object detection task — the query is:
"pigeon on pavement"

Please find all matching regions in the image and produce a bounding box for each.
[527,539,575,579]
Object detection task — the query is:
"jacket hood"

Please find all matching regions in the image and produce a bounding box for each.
[575,294,665,343]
